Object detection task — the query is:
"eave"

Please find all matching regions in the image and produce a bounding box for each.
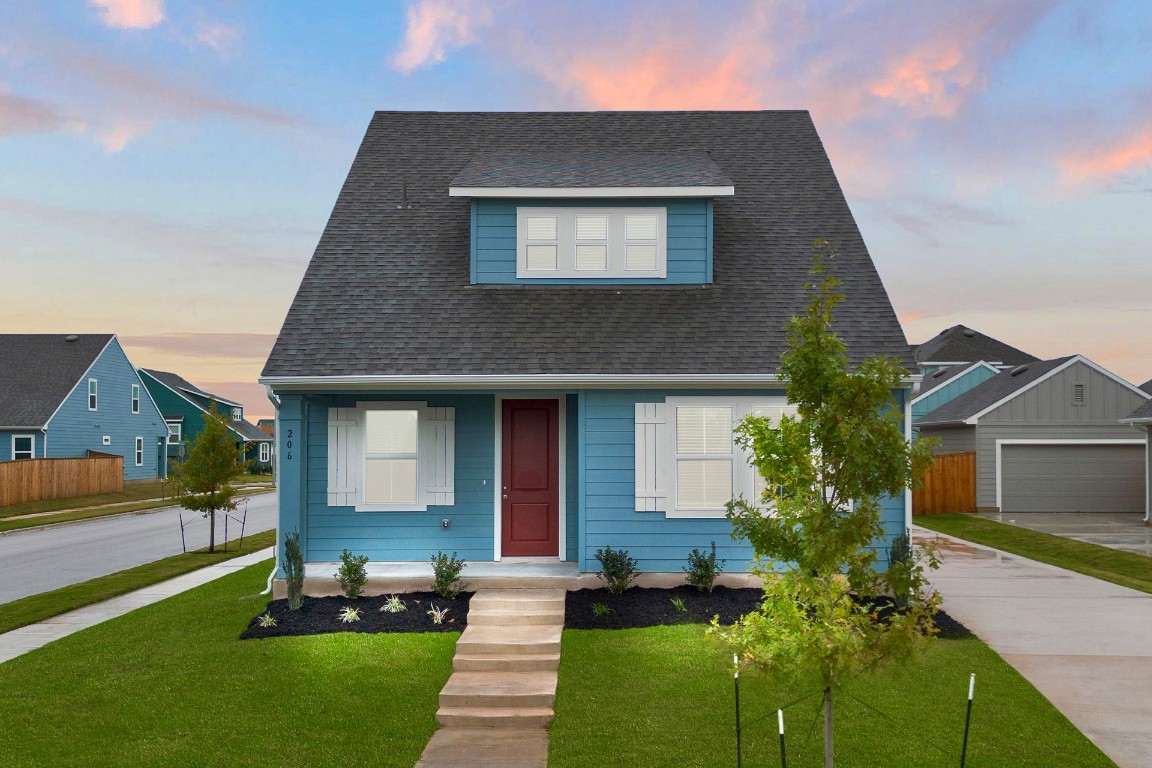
[448,185,735,198]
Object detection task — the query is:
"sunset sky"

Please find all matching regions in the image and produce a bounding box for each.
[2,0,1150,421]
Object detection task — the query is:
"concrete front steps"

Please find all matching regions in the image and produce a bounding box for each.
[414,589,565,768]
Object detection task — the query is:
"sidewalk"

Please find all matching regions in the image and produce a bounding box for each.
[0,547,275,665]
[918,526,1152,768]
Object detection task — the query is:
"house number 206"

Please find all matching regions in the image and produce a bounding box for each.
[285,429,293,460]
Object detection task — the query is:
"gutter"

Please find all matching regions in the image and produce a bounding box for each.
[260,373,923,391]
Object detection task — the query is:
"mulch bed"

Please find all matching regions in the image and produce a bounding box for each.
[240,592,473,639]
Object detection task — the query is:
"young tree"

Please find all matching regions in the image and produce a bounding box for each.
[176,405,246,553]
[716,242,938,768]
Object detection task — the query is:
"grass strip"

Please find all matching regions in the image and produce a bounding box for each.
[0,488,273,533]
[0,529,276,635]
[0,561,453,767]
[0,476,274,519]
[916,514,1152,595]
[550,624,1117,768]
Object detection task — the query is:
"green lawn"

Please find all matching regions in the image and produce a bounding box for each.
[0,529,276,635]
[549,625,1117,768]
[0,560,455,768]
[916,514,1152,595]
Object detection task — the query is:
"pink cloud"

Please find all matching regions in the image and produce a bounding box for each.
[89,0,164,30]
[869,44,979,118]
[1060,124,1152,183]
[0,91,84,136]
[392,0,491,72]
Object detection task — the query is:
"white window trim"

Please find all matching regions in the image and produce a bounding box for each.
[167,421,182,444]
[88,378,98,411]
[11,434,35,460]
[663,396,791,519]
[134,436,144,467]
[231,406,243,422]
[516,207,667,279]
[131,384,140,414]
[358,401,426,512]
[259,442,270,463]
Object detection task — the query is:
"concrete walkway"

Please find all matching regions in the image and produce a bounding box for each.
[917,527,1152,768]
[0,547,275,665]
[415,589,564,768]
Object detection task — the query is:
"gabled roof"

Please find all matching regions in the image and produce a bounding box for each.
[913,325,1038,367]
[0,334,114,427]
[263,111,914,383]
[231,418,272,442]
[916,357,1073,426]
[449,150,734,195]
[140,369,242,408]
[912,361,999,404]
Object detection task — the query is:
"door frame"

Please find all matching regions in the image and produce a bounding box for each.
[493,395,566,561]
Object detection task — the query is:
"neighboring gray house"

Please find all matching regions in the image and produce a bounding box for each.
[1120,398,1152,522]
[917,355,1150,514]
[913,325,1038,376]
[1141,378,1152,395]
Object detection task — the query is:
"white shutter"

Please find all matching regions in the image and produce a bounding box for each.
[327,407,360,507]
[423,407,455,506]
[634,402,667,511]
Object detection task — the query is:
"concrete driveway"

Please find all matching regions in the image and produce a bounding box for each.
[918,527,1152,768]
[975,511,1152,557]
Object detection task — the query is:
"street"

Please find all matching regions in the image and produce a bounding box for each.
[0,492,278,605]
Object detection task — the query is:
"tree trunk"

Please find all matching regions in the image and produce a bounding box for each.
[824,686,834,768]
[208,508,216,553]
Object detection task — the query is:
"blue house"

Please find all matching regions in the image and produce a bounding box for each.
[259,111,917,578]
[0,334,168,481]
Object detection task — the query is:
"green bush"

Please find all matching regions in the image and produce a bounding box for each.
[335,549,369,599]
[283,530,305,610]
[595,547,640,594]
[431,551,467,599]
[683,541,725,593]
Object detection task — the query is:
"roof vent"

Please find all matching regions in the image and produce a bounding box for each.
[64,334,79,342]
[962,328,977,337]
[1009,365,1029,377]
[931,369,947,378]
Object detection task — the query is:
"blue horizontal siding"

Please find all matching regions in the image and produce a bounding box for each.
[472,198,712,285]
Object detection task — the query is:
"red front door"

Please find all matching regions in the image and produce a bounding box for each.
[501,399,559,557]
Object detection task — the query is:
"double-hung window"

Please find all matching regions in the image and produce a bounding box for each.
[167,422,182,444]
[88,379,98,411]
[674,404,736,513]
[517,207,667,278]
[12,435,35,460]
[134,437,144,467]
[259,442,270,463]
[131,384,140,414]
[363,407,420,507]
[231,406,243,422]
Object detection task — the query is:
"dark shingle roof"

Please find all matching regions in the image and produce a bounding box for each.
[1141,378,1152,395]
[914,325,1038,367]
[915,362,990,400]
[263,111,913,379]
[916,357,1073,426]
[1123,398,1152,422]
[141,369,241,407]
[450,149,733,188]
[232,418,272,442]
[0,334,113,427]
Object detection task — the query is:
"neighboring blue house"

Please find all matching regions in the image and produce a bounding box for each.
[0,334,167,480]
[259,111,917,577]
[910,361,1000,432]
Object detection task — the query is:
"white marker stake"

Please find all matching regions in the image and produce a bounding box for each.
[961,673,976,767]
[778,709,787,768]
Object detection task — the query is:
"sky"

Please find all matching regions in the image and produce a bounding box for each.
[1,0,1150,421]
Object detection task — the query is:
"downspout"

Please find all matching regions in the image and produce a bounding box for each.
[260,385,283,596]
[41,427,48,458]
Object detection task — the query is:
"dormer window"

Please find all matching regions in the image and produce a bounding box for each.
[516,207,667,279]
[231,406,242,422]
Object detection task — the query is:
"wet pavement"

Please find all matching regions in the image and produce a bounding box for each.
[975,511,1152,557]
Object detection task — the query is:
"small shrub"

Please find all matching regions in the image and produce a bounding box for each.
[889,531,912,567]
[427,604,450,624]
[380,594,407,613]
[257,612,277,628]
[683,541,725,593]
[335,549,369,599]
[592,602,611,617]
[670,596,687,612]
[431,551,467,599]
[338,606,362,623]
[595,547,640,594]
[283,530,305,610]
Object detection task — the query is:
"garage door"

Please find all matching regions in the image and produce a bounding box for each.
[1001,444,1146,513]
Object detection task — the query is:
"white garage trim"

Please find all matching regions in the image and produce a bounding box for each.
[994,439,1147,510]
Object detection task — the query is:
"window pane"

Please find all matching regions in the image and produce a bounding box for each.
[575,244,607,271]
[676,406,732,454]
[575,215,607,240]
[677,459,732,509]
[626,215,658,241]
[13,437,32,458]
[364,410,418,454]
[364,458,418,504]
[626,244,657,271]
[525,244,557,271]
[525,216,557,241]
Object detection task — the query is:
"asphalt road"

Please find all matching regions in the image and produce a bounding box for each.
[0,491,278,605]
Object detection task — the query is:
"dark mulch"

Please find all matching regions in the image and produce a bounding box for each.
[565,586,971,639]
[240,592,473,639]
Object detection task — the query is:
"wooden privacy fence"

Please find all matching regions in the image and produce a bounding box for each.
[0,456,123,507]
[913,451,976,515]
